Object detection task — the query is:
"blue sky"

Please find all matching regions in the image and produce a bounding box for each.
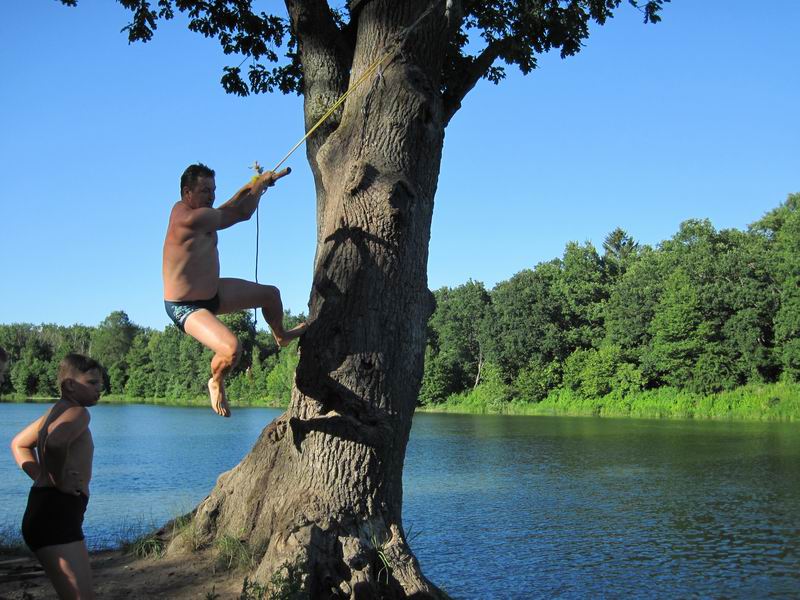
[1,1,798,331]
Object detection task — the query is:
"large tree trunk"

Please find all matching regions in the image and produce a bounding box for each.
[171,2,449,597]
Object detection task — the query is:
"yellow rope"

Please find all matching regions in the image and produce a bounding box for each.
[252,1,442,327]
[271,47,396,173]
[271,0,443,171]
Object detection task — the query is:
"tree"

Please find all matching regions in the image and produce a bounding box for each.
[90,311,139,393]
[57,0,668,594]
[558,241,608,350]
[642,268,708,387]
[10,334,55,397]
[763,194,800,379]
[604,246,665,356]
[422,281,491,401]
[488,262,567,381]
[602,227,640,280]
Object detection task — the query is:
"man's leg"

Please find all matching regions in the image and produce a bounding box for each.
[36,540,94,600]
[183,309,241,417]
[218,278,306,346]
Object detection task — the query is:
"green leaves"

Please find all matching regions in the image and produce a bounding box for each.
[420,193,799,406]
[58,0,667,107]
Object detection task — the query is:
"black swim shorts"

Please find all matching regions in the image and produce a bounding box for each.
[21,487,89,552]
[164,294,221,332]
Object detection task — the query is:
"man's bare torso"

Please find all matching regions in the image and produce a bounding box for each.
[162,201,220,301]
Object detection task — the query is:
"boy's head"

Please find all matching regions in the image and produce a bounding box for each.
[58,353,105,406]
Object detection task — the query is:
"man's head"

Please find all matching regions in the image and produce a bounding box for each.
[58,353,105,406]
[180,163,216,208]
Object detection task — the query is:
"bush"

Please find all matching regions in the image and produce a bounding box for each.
[514,358,561,402]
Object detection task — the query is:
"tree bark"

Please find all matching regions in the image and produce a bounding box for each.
[171,2,451,597]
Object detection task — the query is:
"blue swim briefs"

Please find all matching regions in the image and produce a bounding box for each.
[164,294,220,332]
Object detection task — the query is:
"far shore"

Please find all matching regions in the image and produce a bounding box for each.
[3,381,800,422]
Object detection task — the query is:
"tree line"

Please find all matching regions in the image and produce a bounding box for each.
[0,309,302,406]
[421,194,800,408]
[2,194,798,410]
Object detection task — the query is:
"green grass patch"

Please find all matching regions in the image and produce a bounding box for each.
[126,534,166,559]
[420,381,800,421]
[215,535,253,571]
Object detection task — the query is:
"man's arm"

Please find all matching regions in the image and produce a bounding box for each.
[184,168,291,232]
[216,167,291,225]
[10,415,45,481]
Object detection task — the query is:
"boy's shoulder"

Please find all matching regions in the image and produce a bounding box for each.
[51,399,91,422]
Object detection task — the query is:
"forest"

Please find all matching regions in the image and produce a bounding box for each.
[2,193,798,417]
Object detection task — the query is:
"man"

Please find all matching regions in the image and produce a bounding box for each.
[163,163,305,417]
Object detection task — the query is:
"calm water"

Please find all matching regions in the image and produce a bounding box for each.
[1,404,799,599]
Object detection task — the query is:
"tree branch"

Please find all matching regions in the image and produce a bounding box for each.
[442,39,506,126]
[285,0,353,157]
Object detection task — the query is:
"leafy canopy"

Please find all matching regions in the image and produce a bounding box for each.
[57,0,668,99]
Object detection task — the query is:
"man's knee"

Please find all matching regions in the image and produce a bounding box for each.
[262,285,281,306]
[217,338,242,367]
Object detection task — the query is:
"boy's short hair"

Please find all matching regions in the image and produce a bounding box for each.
[57,353,105,387]
[180,163,215,195]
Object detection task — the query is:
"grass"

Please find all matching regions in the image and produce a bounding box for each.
[127,535,166,559]
[117,510,200,559]
[420,381,800,421]
[369,532,391,585]
[215,535,254,571]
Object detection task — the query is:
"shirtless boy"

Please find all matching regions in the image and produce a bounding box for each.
[11,353,103,600]
[163,163,305,417]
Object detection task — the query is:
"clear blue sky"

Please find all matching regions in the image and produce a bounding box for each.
[1,1,798,331]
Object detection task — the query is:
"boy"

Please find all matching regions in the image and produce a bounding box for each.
[10,353,104,600]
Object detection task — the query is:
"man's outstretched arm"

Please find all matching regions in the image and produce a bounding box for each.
[179,167,292,233]
[216,167,292,227]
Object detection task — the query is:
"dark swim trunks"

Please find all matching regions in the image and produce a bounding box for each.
[164,294,220,332]
[21,487,89,552]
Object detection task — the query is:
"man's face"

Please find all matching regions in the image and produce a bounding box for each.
[184,176,216,209]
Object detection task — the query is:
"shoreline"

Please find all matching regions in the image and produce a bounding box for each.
[418,381,800,422]
[0,394,288,410]
[4,382,800,422]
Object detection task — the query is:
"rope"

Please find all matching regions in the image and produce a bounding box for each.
[272,0,443,173]
[255,203,260,327]
[252,0,443,328]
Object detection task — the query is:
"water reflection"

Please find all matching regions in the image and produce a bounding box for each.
[405,414,800,598]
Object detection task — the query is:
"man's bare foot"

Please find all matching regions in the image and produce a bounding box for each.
[273,322,308,348]
[207,377,231,417]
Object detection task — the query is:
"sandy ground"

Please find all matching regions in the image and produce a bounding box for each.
[0,548,248,600]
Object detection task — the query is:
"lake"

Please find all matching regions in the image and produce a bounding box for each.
[1,404,799,598]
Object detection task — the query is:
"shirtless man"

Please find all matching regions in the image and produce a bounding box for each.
[163,163,305,417]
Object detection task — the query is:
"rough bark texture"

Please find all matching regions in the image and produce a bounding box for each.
[171,2,451,598]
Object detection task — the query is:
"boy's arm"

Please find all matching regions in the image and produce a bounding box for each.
[10,416,45,481]
[43,407,90,493]
[184,168,291,232]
